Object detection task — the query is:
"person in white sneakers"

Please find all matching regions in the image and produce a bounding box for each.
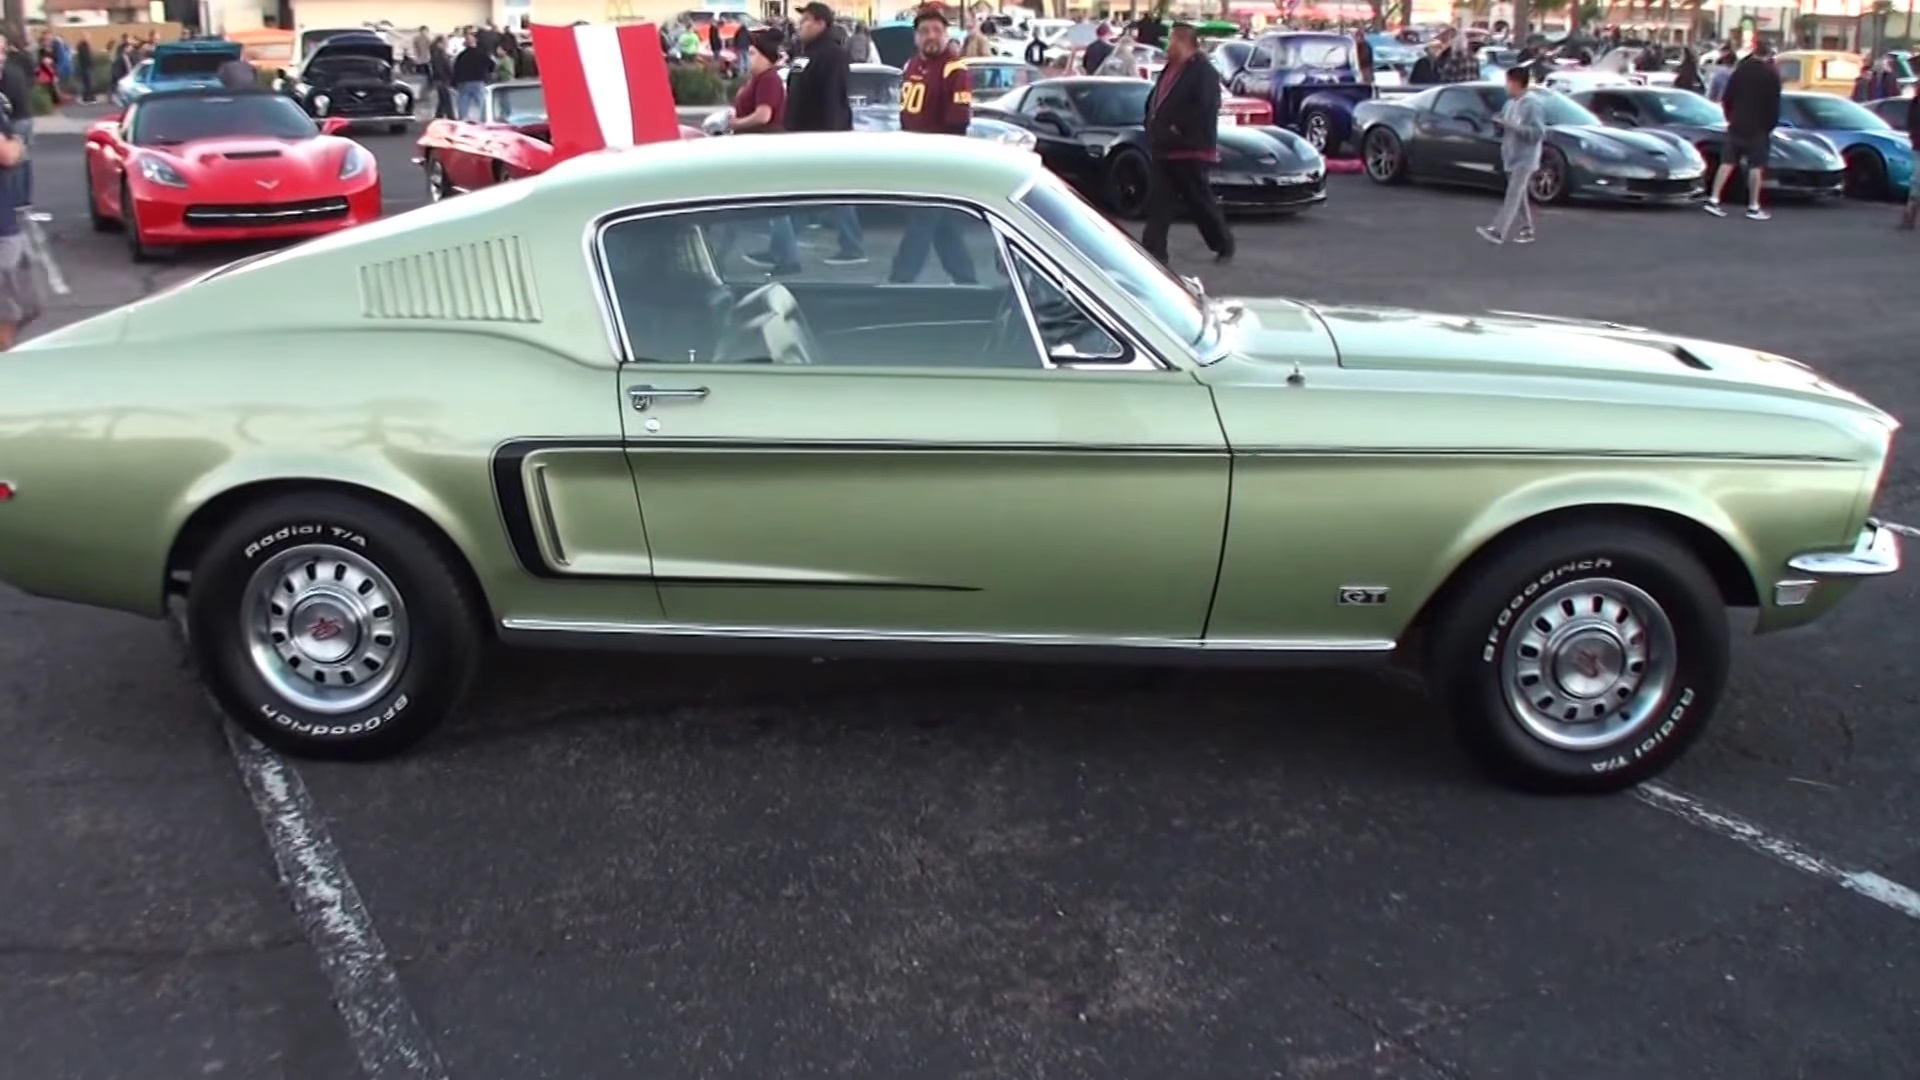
[1703,41,1780,222]
[1478,67,1545,246]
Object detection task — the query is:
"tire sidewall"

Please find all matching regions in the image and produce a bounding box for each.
[1446,538,1727,788]
[1364,128,1401,183]
[188,500,471,756]
[1528,149,1567,204]
[1107,149,1150,219]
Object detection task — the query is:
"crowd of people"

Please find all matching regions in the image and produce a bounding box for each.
[402,24,538,121]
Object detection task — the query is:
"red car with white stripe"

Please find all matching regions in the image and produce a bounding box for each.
[84,88,382,262]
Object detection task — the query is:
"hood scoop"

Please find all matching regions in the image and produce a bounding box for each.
[221,150,284,160]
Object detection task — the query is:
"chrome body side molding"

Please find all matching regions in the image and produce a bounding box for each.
[497,618,1397,667]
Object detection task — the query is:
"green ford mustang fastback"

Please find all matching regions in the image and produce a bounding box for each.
[0,133,1902,791]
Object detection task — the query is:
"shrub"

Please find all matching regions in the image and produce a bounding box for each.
[30,85,52,116]
[668,63,726,105]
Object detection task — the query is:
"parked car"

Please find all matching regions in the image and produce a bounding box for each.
[113,40,245,107]
[274,30,416,133]
[1777,91,1914,200]
[981,77,1327,217]
[1571,86,1846,201]
[1226,31,1375,154]
[84,89,378,261]
[419,80,705,199]
[1865,95,1910,131]
[956,56,1046,104]
[1,134,1900,791]
[1356,82,1707,204]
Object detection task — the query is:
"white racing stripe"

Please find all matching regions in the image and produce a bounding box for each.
[574,23,635,150]
[1637,782,1920,921]
[226,726,450,1079]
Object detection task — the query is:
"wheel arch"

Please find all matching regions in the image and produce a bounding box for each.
[1406,499,1761,638]
[164,476,497,625]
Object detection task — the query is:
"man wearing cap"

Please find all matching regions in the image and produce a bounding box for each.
[891,5,977,284]
[1142,22,1232,265]
[1081,23,1113,76]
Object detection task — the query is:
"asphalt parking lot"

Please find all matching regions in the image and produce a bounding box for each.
[5,124,1919,1080]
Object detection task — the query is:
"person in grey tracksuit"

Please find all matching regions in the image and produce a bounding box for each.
[1479,67,1546,246]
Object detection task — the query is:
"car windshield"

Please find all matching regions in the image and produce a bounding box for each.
[848,69,901,106]
[131,94,318,145]
[1643,90,1723,125]
[1368,35,1420,64]
[493,84,545,124]
[970,64,1029,91]
[1531,89,1603,126]
[1791,94,1890,131]
[1067,81,1150,126]
[1294,40,1350,67]
[1019,176,1205,347]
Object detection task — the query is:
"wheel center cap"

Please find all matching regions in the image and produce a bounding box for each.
[289,597,361,664]
[1552,632,1625,699]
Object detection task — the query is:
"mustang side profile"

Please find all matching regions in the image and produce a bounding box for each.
[1,135,1901,792]
[84,89,381,261]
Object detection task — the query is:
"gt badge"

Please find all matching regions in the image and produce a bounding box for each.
[1338,586,1389,606]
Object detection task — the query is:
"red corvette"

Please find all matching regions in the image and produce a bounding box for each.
[84,88,383,262]
[415,80,705,201]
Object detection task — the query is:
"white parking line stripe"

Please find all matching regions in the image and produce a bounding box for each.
[225,727,451,1079]
[1637,782,1920,921]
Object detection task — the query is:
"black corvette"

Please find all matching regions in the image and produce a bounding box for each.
[978,77,1328,219]
[1571,86,1846,200]
[1354,83,1708,204]
[275,31,416,133]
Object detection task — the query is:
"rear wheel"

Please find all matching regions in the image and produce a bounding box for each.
[1104,147,1152,219]
[425,154,453,202]
[183,493,483,759]
[86,168,115,232]
[1300,107,1337,155]
[1362,127,1407,184]
[1424,520,1729,793]
[1844,148,1889,200]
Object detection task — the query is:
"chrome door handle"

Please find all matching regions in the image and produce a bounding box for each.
[628,385,710,411]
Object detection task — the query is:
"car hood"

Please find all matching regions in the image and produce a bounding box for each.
[306,34,395,65]
[1552,124,1688,159]
[1218,298,1895,452]
[142,136,363,189]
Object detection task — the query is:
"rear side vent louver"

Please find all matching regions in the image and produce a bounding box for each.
[358,236,542,323]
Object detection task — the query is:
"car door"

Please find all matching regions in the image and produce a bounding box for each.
[1017,85,1095,180]
[1416,86,1500,187]
[596,196,1229,640]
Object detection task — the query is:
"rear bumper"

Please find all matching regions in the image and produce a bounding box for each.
[131,183,382,245]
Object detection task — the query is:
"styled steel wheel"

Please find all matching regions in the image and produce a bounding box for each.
[426,156,452,202]
[1425,520,1729,793]
[1302,109,1333,153]
[1528,148,1570,204]
[243,544,409,714]
[1105,149,1152,219]
[1362,128,1405,184]
[1498,578,1676,752]
[184,493,482,759]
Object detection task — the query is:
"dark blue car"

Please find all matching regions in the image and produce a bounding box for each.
[1225,32,1374,154]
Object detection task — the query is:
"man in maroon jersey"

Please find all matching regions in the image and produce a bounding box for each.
[890,4,979,284]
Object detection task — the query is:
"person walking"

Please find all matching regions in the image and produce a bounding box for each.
[1081,23,1113,75]
[1899,89,1920,230]
[1024,25,1046,68]
[428,37,454,118]
[1141,23,1232,266]
[1673,47,1703,94]
[891,5,977,284]
[722,32,800,274]
[0,40,33,211]
[763,1,866,267]
[1703,41,1780,221]
[1707,46,1736,102]
[1477,67,1545,245]
[411,26,431,78]
[0,98,31,351]
[73,36,92,103]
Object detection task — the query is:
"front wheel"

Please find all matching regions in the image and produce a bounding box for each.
[1844,149,1889,201]
[184,493,483,759]
[1424,521,1730,793]
[1103,148,1152,219]
[122,180,159,262]
[1528,147,1570,205]
[425,154,453,202]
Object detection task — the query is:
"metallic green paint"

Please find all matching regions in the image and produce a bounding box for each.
[0,134,1897,656]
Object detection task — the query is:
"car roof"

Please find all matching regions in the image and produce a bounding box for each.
[542,131,1042,206]
[132,87,285,104]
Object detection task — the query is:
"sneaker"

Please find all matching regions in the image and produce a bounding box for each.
[1745,207,1770,221]
[821,251,868,266]
[1513,229,1536,245]
[739,251,779,269]
[1702,201,1727,217]
[1475,225,1504,245]
[769,262,803,277]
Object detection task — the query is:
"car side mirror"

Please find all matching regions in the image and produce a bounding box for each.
[321,116,351,135]
[1448,112,1481,128]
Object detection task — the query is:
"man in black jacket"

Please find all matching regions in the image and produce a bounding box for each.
[451,31,493,122]
[1141,24,1231,265]
[752,1,866,267]
[1703,41,1780,221]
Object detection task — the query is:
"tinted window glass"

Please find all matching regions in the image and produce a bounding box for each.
[602,202,1037,369]
[1066,82,1150,126]
[492,84,546,123]
[1788,93,1890,131]
[131,94,319,144]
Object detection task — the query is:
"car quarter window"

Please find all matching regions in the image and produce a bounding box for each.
[1007,248,1126,364]
[598,201,1047,370]
[1247,41,1274,69]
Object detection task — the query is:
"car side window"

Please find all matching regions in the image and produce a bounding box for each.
[1247,41,1274,70]
[1435,87,1484,119]
[1023,86,1072,116]
[599,201,1044,370]
[1008,248,1126,365]
[1588,92,1632,120]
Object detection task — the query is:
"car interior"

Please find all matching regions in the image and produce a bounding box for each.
[600,205,1120,369]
